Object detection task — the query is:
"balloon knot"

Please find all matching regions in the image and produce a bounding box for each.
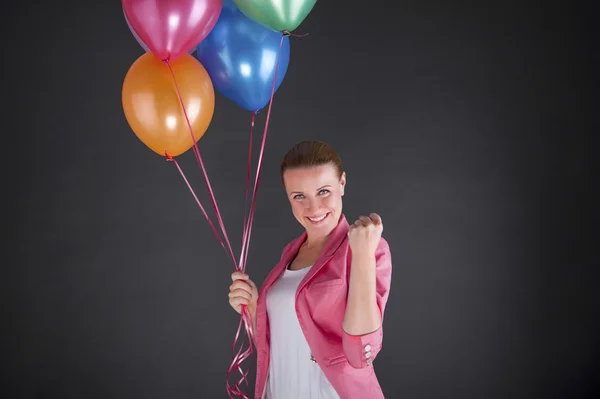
[165,151,174,161]
[282,30,309,38]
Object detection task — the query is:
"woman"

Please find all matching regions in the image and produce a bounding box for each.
[228,141,393,399]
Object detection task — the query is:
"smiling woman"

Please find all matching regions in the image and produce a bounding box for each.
[228,140,393,399]
[281,142,346,239]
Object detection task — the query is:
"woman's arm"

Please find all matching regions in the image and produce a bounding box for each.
[342,214,393,368]
[343,252,382,334]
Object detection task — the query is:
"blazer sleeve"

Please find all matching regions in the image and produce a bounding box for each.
[342,237,393,369]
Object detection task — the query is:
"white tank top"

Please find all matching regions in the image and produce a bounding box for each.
[264,266,340,399]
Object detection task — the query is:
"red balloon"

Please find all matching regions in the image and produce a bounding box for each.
[122,0,223,61]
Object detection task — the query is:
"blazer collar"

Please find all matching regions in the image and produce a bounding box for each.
[317,213,349,257]
[260,214,349,295]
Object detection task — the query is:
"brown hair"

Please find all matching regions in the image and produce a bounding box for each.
[280,140,343,185]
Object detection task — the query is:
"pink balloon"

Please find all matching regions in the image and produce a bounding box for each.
[123,8,150,52]
[123,8,196,55]
[122,0,222,61]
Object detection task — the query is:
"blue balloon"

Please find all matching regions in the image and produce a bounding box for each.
[196,0,290,111]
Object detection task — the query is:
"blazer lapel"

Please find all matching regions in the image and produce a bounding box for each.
[259,231,307,296]
[259,214,349,297]
[298,214,349,292]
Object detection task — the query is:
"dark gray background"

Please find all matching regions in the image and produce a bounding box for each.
[3,0,598,398]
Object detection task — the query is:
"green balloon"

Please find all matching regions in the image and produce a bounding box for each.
[233,0,317,32]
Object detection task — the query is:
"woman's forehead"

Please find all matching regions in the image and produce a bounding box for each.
[283,165,339,190]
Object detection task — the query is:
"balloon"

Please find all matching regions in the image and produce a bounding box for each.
[123,7,149,52]
[122,0,223,61]
[122,53,215,157]
[233,0,316,32]
[123,7,196,55]
[196,0,290,111]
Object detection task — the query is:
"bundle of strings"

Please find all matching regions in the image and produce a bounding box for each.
[162,32,290,398]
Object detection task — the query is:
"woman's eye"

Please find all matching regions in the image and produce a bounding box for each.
[294,194,304,199]
[319,189,330,195]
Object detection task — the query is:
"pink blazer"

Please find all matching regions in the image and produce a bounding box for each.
[254,214,393,399]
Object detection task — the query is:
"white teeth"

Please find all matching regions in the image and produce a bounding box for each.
[308,214,327,222]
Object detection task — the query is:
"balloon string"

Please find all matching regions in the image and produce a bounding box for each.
[226,33,287,399]
[163,59,252,396]
[165,153,231,259]
[226,306,255,399]
[241,33,286,271]
[164,59,238,270]
[238,30,308,270]
[239,111,257,272]
[228,113,258,398]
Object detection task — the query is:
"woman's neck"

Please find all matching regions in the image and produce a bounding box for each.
[304,233,330,251]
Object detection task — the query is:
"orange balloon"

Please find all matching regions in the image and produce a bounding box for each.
[122,52,215,157]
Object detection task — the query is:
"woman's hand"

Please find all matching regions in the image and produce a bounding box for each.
[229,271,258,319]
[348,213,384,258]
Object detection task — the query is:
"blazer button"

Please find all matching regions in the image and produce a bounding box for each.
[364,344,371,352]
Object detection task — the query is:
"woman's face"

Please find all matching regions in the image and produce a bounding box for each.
[283,163,346,239]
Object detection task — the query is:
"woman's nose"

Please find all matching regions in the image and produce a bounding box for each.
[305,198,319,212]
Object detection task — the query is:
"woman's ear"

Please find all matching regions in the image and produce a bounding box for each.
[340,171,346,196]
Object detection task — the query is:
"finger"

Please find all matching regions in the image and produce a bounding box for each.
[359,215,372,224]
[229,288,253,302]
[230,279,253,293]
[369,213,382,225]
[231,271,248,282]
[246,278,257,291]
[354,218,365,226]
[230,296,250,308]
[230,280,254,296]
